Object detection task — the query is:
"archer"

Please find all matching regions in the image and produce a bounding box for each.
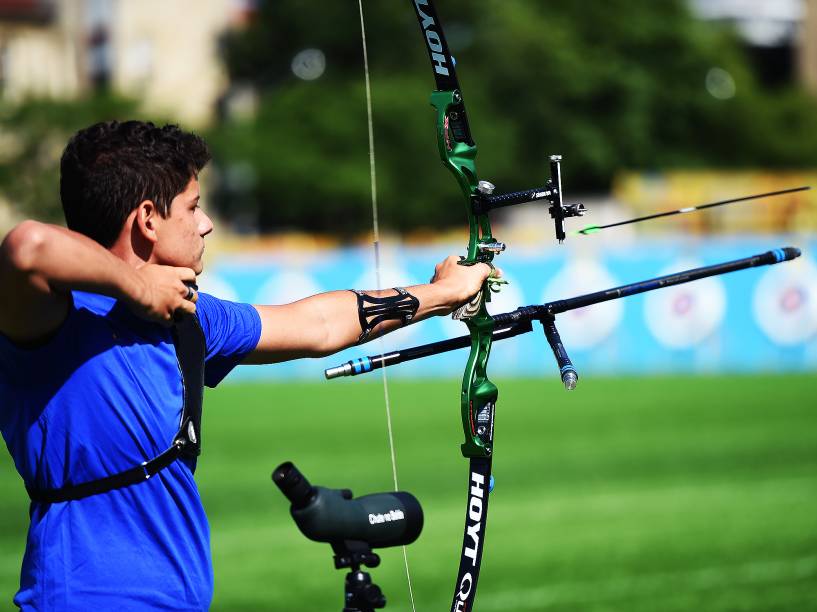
[0,120,493,610]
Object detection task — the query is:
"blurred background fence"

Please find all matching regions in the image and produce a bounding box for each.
[203,235,817,381]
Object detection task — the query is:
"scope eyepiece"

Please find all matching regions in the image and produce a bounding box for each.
[272,461,316,510]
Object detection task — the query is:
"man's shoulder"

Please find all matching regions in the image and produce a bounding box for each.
[190,292,261,387]
[194,291,259,338]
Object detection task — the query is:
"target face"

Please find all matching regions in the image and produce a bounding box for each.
[643,259,726,349]
[540,259,623,350]
[752,258,817,346]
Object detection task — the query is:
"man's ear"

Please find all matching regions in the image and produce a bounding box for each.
[134,200,160,244]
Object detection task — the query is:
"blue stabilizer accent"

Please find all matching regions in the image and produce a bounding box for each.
[560,365,576,374]
[489,475,495,493]
[772,248,784,263]
[352,358,371,375]
[622,278,659,297]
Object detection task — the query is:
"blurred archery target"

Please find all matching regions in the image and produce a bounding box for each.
[255,270,322,305]
[540,259,623,349]
[643,259,726,349]
[196,272,240,302]
[752,257,817,346]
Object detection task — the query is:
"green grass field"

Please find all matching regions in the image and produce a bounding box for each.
[1,374,815,611]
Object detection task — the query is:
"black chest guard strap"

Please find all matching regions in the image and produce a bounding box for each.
[26,314,206,504]
[171,313,206,458]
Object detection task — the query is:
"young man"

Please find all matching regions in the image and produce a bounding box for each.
[0,121,492,610]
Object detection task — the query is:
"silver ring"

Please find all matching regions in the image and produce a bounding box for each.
[185,286,196,301]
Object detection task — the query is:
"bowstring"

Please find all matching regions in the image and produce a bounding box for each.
[356,2,418,610]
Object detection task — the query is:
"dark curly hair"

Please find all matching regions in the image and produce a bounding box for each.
[60,121,211,247]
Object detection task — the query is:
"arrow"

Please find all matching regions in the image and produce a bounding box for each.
[574,185,810,235]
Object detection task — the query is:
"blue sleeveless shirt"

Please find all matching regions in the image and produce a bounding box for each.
[0,291,261,610]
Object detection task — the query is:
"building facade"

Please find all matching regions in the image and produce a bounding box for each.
[0,0,252,126]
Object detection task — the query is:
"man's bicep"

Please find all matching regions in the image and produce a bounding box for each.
[0,223,69,342]
[244,302,334,364]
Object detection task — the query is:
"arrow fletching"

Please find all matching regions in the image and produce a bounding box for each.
[575,225,601,235]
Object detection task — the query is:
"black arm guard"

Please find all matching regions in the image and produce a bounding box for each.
[352,287,420,344]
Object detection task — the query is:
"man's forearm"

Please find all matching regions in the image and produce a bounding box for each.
[326,283,454,350]
[248,255,492,364]
[353,283,454,338]
[250,283,459,363]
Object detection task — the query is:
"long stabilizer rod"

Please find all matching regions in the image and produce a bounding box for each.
[325,247,801,379]
[575,186,810,236]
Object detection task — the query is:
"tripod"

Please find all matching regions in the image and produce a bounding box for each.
[333,540,386,612]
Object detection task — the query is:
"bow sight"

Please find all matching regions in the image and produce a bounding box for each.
[471,154,587,243]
